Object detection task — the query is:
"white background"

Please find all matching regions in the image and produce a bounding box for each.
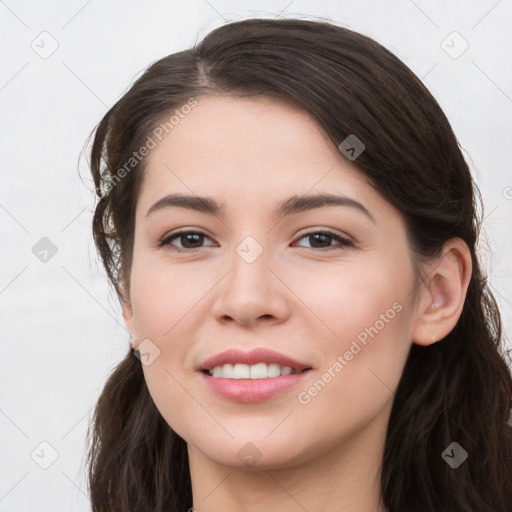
[1,0,511,510]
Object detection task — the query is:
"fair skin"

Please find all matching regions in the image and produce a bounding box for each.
[122,94,472,511]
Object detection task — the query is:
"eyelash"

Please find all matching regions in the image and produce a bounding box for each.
[157,228,354,253]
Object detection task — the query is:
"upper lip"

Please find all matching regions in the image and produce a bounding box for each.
[198,348,312,371]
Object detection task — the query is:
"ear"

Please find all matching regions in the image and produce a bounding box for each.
[122,302,139,349]
[411,237,472,346]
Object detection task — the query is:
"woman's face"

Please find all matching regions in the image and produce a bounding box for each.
[123,94,421,469]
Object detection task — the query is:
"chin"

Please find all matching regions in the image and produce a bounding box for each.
[186,429,316,471]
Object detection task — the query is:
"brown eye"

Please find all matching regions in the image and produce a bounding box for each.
[158,228,353,254]
[159,230,214,252]
[294,230,354,252]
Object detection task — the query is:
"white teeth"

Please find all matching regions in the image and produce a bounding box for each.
[233,363,250,379]
[208,363,300,379]
[250,363,267,379]
[267,363,281,377]
[280,366,292,376]
[221,363,233,378]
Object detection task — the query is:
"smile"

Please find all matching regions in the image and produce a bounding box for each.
[204,363,309,379]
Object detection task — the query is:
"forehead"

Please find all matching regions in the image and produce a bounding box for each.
[136,94,394,223]
[146,94,340,173]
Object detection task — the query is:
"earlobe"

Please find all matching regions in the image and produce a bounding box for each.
[122,302,139,349]
[412,238,472,347]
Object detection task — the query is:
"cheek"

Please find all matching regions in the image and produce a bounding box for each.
[292,257,409,345]
[132,269,196,408]
[129,253,206,340]
[129,258,207,439]
[291,258,413,408]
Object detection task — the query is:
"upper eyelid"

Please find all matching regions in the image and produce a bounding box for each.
[161,227,353,245]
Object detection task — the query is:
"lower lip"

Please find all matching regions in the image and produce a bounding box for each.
[199,370,313,403]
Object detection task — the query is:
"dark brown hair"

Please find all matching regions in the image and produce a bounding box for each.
[85,17,512,511]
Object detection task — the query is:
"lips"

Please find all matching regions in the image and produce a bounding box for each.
[197,348,314,403]
[198,347,312,372]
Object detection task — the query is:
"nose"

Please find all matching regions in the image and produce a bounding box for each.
[211,240,291,328]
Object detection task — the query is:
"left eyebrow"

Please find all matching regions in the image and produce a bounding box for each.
[146,192,376,224]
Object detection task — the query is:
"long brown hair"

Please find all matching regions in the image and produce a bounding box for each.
[85,17,512,511]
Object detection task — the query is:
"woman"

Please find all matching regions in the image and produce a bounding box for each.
[85,17,512,511]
